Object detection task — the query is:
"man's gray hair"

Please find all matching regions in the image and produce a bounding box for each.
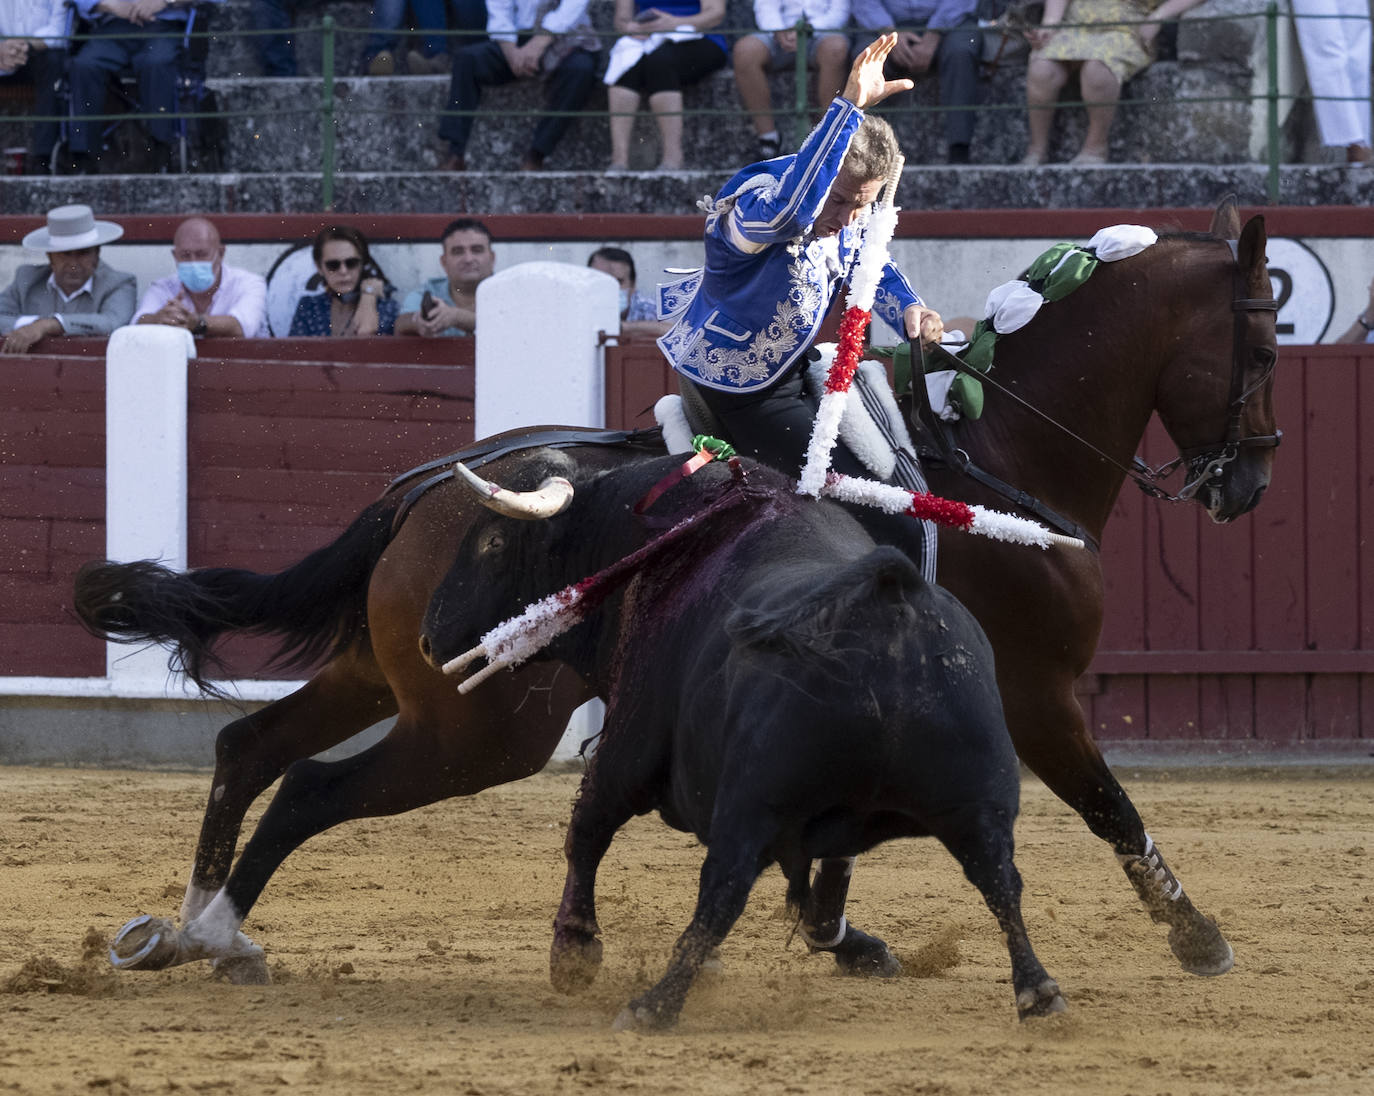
[842,114,901,183]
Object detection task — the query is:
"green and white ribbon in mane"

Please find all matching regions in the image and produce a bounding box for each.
[893,224,1159,420]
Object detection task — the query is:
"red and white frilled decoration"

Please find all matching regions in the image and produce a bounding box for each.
[442,583,587,694]
[797,158,903,498]
[821,473,1084,549]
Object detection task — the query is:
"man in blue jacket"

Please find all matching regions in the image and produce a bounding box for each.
[660,34,943,573]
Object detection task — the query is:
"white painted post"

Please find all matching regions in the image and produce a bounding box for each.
[474,261,619,437]
[104,324,196,691]
[474,262,621,759]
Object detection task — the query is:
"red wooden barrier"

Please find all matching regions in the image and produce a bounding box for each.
[4,339,1371,745]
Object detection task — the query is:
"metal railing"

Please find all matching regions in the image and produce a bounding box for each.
[1,3,1368,205]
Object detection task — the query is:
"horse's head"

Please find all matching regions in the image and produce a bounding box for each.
[1154,197,1280,523]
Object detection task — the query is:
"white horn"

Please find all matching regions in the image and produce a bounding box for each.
[451,461,575,519]
[441,642,487,677]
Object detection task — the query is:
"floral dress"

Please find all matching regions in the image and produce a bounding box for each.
[1038,0,1158,83]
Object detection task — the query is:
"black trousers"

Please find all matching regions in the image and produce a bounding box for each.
[692,370,937,579]
[439,38,598,158]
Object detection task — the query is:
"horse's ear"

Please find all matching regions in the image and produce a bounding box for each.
[1238,214,1268,285]
[1209,194,1242,239]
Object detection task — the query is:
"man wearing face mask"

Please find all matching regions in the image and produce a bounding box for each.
[134,216,268,338]
[586,246,670,339]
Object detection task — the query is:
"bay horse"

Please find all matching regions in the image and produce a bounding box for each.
[74,198,1278,987]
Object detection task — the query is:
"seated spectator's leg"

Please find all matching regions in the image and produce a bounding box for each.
[647,39,727,170]
[732,33,778,141]
[68,26,135,157]
[250,0,298,77]
[528,47,597,166]
[30,49,67,170]
[607,82,641,169]
[934,22,982,162]
[1023,55,1069,165]
[437,40,511,163]
[814,34,850,112]
[648,89,685,170]
[448,0,489,47]
[132,28,183,155]
[408,0,452,70]
[361,0,405,72]
[1075,59,1120,162]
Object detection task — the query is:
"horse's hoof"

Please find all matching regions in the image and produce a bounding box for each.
[814,925,902,978]
[211,953,271,985]
[1169,919,1235,976]
[549,931,603,994]
[1016,978,1068,1020]
[611,1001,676,1033]
[109,915,183,971]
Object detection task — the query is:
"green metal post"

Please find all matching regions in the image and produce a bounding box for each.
[321,15,337,211]
[794,20,809,140]
[1266,2,1279,204]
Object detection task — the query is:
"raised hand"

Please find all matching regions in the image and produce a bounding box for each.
[841,32,915,110]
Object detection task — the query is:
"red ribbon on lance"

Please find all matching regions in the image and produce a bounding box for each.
[825,307,872,394]
[904,492,975,529]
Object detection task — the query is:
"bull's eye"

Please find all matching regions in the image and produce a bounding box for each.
[480,530,506,555]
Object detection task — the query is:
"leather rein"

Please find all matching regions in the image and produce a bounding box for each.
[921,240,1281,513]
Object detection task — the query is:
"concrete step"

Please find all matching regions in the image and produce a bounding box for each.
[2,162,1369,216]
[66,51,1250,181]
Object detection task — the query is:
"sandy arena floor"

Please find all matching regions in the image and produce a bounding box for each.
[0,763,1371,1095]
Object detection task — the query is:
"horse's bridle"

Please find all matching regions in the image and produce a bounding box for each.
[1133,239,1282,503]
[926,240,1282,507]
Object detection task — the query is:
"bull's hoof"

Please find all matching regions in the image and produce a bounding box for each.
[211,953,272,985]
[814,925,902,978]
[109,915,183,971]
[1016,978,1068,1020]
[611,999,677,1033]
[1168,918,1235,977]
[550,930,603,994]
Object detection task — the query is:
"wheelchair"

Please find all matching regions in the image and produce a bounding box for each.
[48,0,221,175]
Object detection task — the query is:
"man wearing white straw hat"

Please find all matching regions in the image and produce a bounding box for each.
[1,204,136,355]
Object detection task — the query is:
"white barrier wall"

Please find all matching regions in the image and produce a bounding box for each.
[475,261,620,437]
[475,262,621,757]
[3,268,619,762]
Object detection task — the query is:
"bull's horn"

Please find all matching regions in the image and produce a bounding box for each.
[451,461,575,519]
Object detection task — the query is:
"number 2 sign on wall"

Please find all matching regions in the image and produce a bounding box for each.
[1265,238,1335,345]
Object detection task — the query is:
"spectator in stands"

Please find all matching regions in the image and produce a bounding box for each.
[1020,0,1204,165]
[360,0,488,75]
[0,0,67,174]
[1335,275,1374,343]
[396,218,494,336]
[67,0,224,174]
[134,216,268,338]
[587,245,670,337]
[603,0,728,172]
[733,0,852,160]
[288,226,399,337]
[851,0,982,164]
[0,204,136,354]
[435,0,600,171]
[1290,0,1371,167]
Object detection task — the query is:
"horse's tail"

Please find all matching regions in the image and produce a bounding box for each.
[73,496,401,696]
[724,546,924,668]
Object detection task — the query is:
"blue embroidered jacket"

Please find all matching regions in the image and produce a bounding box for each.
[657,97,922,393]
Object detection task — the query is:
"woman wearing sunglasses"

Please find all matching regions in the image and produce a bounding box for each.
[289,226,398,336]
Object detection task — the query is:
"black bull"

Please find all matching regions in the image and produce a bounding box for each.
[420,450,1069,1028]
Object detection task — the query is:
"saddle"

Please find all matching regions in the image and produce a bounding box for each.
[655,348,928,479]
